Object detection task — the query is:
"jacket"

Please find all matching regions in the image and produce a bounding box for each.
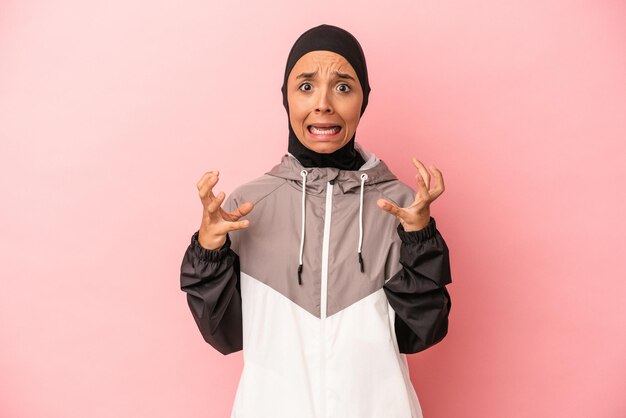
[179,142,452,418]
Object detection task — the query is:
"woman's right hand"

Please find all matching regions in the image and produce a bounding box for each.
[196,170,254,250]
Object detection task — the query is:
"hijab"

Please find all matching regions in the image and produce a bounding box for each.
[280,24,372,170]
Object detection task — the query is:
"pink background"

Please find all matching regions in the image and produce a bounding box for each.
[1,0,625,417]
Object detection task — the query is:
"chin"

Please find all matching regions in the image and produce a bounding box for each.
[301,135,350,154]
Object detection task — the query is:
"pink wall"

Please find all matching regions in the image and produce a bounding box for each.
[1,0,624,417]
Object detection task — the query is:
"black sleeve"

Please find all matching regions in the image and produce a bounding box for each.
[383,216,453,354]
[179,230,243,355]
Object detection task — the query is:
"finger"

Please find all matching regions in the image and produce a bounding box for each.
[196,172,211,190]
[206,190,226,214]
[227,219,251,231]
[198,171,220,191]
[228,202,254,221]
[377,198,404,219]
[223,201,255,221]
[196,170,219,190]
[412,157,430,190]
[429,164,445,199]
[198,178,213,199]
[214,219,251,235]
[414,170,431,202]
[198,173,220,206]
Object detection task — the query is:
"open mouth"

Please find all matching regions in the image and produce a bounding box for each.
[307,125,342,135]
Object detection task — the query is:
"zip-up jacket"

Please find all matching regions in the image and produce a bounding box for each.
[180,143,452,418]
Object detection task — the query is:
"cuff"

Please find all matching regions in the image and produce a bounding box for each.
[396,216,437,243]
[191,231,232,262]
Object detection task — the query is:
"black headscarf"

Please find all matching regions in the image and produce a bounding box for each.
[281,24,372,170]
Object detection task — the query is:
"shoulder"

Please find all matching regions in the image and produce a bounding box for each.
[372,178,416,208]
[230,174,287,206]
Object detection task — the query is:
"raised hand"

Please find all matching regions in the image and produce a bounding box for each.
[196,170,254,250]
[376,157,445,232]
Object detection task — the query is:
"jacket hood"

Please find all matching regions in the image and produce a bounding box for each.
[265,142,397,195]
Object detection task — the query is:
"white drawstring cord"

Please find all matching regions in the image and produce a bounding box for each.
[298,169,308,285]
[358,173,368,273]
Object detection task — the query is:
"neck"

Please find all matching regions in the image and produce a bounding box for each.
[287,128,366,170]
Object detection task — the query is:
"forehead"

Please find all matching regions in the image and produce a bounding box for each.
[289,50,356,76]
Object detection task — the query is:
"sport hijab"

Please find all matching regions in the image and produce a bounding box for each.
[281,24,372,170]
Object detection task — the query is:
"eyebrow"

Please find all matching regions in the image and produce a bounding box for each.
[296,70,356,82]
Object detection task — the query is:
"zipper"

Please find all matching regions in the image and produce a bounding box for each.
[320,179,334,418]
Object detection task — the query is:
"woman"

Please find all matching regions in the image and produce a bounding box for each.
[180,24,452,418]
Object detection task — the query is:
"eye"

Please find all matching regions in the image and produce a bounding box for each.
[298,82,312,92]
[337,83,352,93]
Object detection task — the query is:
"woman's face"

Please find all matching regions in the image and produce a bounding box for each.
[286,50,364,154]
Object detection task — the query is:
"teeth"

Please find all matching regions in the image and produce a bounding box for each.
[309,126,340,135]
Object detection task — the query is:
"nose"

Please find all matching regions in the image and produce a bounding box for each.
[314,88,334,113]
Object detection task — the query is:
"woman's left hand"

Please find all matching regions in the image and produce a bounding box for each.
[376,157,445,232]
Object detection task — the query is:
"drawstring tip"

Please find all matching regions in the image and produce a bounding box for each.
[358,252,364,273]
[298,264,303,285]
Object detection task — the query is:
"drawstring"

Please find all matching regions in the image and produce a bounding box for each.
[358,173,368,273]
[298,169,308,285]
[297,170,368,283]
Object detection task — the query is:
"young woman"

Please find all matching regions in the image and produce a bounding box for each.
[180,24,452,418]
